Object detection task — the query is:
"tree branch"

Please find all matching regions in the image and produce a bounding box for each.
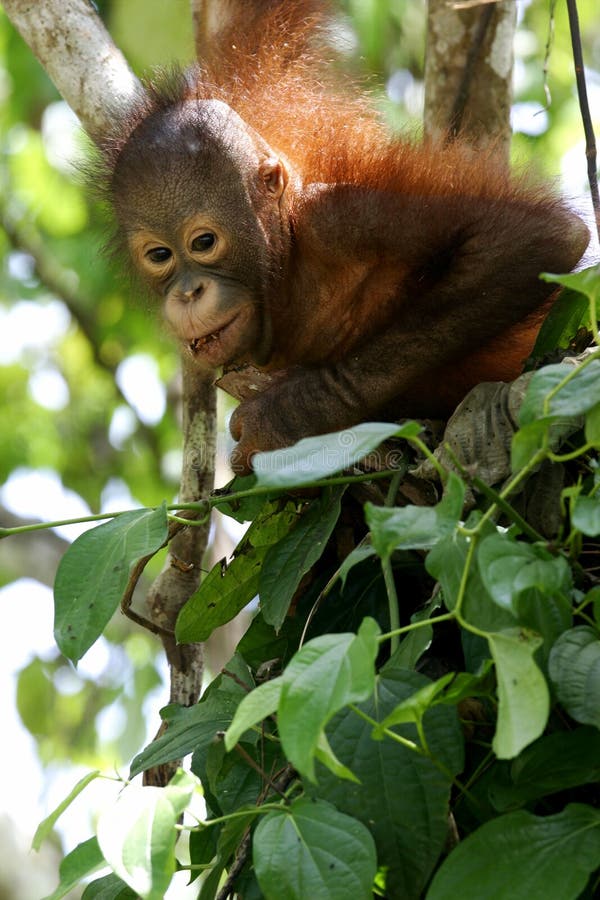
[4,0,218,788]
[143,359,216,785]
[1,0,139,140]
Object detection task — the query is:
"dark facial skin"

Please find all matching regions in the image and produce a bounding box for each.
[112,100,290,370]
[111,97,589,475]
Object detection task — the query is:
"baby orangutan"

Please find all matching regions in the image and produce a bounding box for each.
[103,1,589,472]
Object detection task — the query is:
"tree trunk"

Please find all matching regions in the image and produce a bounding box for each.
[424,0,516,162]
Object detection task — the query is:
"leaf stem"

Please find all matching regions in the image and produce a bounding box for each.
[379,610,454,644]
[0,470,400,539]
[460,450,547,537]
[0,509,133,537]
[381,556,400,654]
[410,436,447,481]
[349,704,420,753]
[187,804,283,830]
[548,442,594,463]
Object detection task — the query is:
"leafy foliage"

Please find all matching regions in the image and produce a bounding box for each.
[2,0,600,896]
[23,262,600,900]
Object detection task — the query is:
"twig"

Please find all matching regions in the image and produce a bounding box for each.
[232,745,290,799]
[542,0,557,108]
[0,201,163,458]
[566,0,600,243]
[215,831,252,900]
[215,766,297,900]
[120,519,187,624]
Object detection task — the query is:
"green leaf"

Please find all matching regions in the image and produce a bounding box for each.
[511,416,583,471]
[572,495,600,536]
[224,677,283,751]
[130,688,241,779]
[366,472,464,558]
[585,402,600,445]
[519,360,600,426]
[427,804,600,900]
[164,769,199,816]
[383,594,440,670]
[315,669,464,900]
[477,533,572,614]
[189,824,219,879]
[532,286,591,354]
[488,727,600,811]
[208,739,284,819]
[515,587,572,665]
[214,474,265,522]
[96,777,195,900]
[314,732,360,783]
[54,506,168,662]
[374,672,455,734]
[253,797,377,900]
[433,663,494,704]
[425,532,469,612]
[541,264,600,303]
[590,586,600,627]
[510,420,549,471]
[41,838,105,900]
[34,770,101,850]
[237,611,301,670]
[375,667,493,737]
[253,421,421,488]
[338,542,376,587]
[82,873,137,899]
[426,532,515,632]
[488,629,549,759]
[278,618,380,782]
[548,626,600,727]
[176,501,297,642]
[260,487,344,630]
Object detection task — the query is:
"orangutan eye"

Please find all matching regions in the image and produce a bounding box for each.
[146,246,172,264]
[191,232,216,252]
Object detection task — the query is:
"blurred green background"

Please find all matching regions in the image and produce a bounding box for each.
[0,1,598,896]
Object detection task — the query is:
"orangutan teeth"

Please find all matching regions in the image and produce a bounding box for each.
[190,332,220,352]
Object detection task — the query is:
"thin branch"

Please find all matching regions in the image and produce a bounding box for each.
[215,831,252,900]
[1,205,97,343]
[542,0,557,108]
[215,765,297,899]
[566,0,600,243]
[0,200,164,458]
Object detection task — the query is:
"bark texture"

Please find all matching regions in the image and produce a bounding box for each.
[143,360,216,784]
[1,0,139,139]
[424,0,516,161]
